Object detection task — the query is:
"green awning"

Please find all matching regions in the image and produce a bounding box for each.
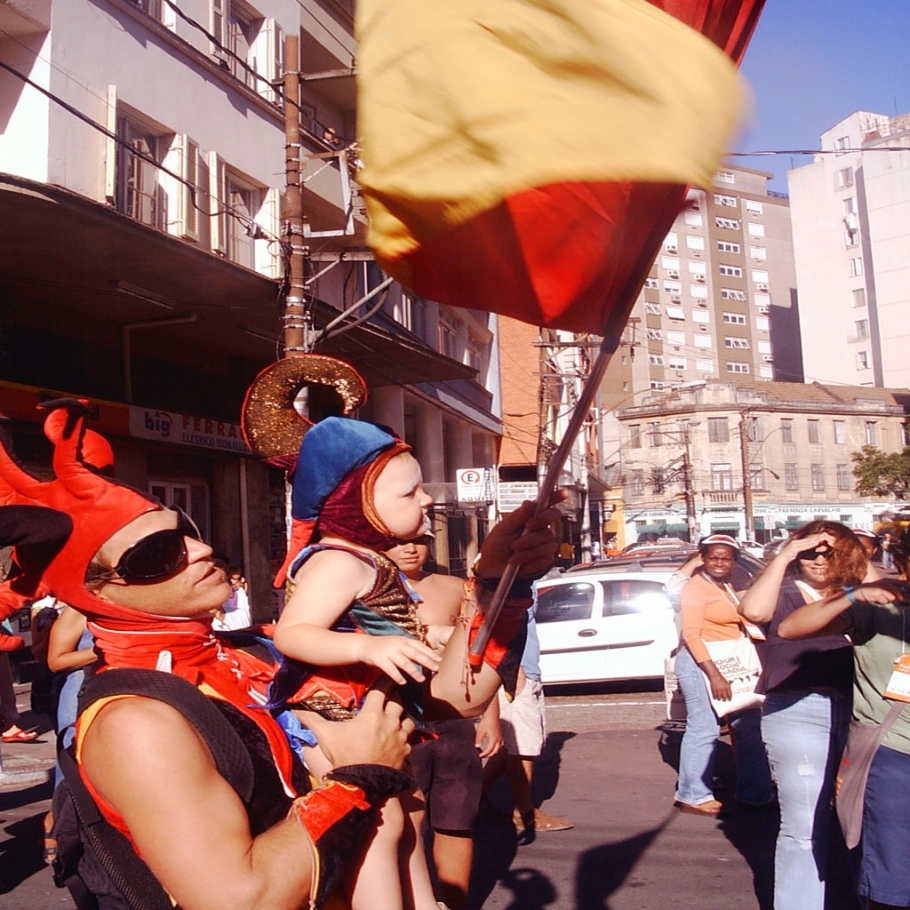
[635,524,664,536]
[711,521,740,531]
[754,518,767,530]
[783,520,810,530]
[661,523,689,534]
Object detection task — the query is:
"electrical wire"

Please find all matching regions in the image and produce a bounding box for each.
[729,147,910,156]
[0,58,286,251]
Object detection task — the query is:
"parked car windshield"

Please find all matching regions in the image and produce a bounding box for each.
[537,579,672,624]
[537,582,596,622]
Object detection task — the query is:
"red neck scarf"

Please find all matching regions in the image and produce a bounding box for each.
[87,605,296,794]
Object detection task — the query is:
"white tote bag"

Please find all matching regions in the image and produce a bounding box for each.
[702,635,764,716]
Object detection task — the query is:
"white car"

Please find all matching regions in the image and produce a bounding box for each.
[535,563,680,685]
[738,539,766,560]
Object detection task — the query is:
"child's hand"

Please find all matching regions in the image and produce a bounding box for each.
[356,635,442,685]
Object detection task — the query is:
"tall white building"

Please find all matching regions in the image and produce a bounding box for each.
[789,110,910,388]
[597,164,800,512]
[626,164,800,394]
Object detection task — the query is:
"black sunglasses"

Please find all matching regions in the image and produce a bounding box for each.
[797,548,833,562]
[93,510,202,584]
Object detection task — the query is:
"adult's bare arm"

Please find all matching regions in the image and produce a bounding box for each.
[738,532,833,622]
[80,690,413,910]
[778,579,907,640]
[47,607,96,673]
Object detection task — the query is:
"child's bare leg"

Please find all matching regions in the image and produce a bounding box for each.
[303,742,407,910]
[426,617,503,720]
[399,790,438,910]
[348,797,406,910]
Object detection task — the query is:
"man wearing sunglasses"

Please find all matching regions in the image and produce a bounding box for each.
[0,404,417,910]
[0,399,559,910]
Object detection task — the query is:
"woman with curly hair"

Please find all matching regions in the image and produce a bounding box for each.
[739,521,877,910]
[778,528,910,909]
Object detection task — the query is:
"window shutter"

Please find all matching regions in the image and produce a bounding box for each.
[255,19,285,104]
[256,187,280,276]
[208,150,227,255]
[104,85,118,203]
[211,0,228,61]
[177,135,200,241]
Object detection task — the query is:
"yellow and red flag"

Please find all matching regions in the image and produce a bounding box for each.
[356,0,764,335]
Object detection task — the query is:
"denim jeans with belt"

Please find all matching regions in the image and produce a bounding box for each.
[761,689,851,910]
[674,644,773,806]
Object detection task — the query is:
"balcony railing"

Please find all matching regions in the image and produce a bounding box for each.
[704,490,742,505]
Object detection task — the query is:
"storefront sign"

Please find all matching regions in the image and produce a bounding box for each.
[129,407,250,454]
[497,481,538,514]
[456,468,491,504]
[0,380,129,435]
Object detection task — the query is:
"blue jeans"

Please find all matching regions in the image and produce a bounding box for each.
[675,645,773,806]
[761,689,851,910]
[53,628,94,787]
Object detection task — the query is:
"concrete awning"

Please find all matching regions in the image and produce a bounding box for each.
[0,174,474,389]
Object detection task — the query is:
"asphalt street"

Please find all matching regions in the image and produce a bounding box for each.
[0,681,856,910]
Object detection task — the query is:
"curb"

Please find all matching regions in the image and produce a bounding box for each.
[1,683,57,788]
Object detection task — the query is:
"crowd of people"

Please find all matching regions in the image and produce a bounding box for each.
[4,399,910,910]
[673,522,910,910]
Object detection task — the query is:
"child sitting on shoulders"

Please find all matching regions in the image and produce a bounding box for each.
[271,417,559,910]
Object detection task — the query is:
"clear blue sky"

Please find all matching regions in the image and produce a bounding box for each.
[732,1,910,190]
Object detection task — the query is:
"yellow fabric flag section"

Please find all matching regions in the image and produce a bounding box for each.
[356,0,748,265]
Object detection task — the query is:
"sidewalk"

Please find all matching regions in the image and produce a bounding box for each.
[0,684,56,902]
[0,683,56,788]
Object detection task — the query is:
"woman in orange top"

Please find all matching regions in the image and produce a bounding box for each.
[674,535,773,816]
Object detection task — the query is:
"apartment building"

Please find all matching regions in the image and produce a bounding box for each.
[614,379,909,545]
[0,0,501,602]
[623,164,801,396]
[789,110,910,389]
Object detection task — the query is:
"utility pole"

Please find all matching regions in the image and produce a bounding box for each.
[740,414,754,539]
[281,34,311,358]
[682,428,697,543]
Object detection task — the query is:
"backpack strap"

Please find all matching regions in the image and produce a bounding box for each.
[78,668,256,801]
[56,740,175,910]
[52,669,259,910]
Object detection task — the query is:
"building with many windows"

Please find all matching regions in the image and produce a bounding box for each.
[616,164,801,399]
[613,379,910,545]
[0,0,501,607]
[788,110,910,389]
[595,164,802,528]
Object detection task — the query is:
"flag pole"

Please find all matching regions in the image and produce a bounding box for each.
[468,331,620,669]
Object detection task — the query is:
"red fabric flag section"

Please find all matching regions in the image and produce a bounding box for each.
[357,0,765,335]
